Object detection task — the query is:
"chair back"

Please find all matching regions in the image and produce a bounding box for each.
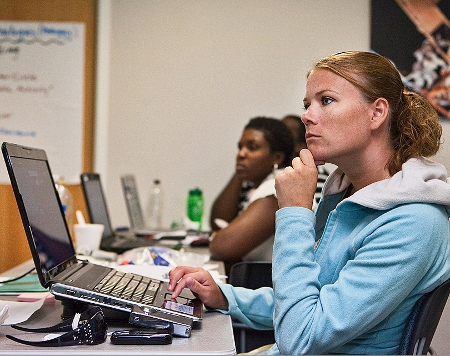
[398,278,450,355]
[228,261,274,353]
[229,261,272,289]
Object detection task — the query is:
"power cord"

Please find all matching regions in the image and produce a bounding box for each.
[0,267,36,283]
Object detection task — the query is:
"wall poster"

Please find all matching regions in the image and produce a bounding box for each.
[371,0,450,119]
[0,21,85,183]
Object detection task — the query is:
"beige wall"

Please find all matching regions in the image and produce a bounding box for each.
[95,0,450,231]
[96,4,450,350]
[96,0,373,229]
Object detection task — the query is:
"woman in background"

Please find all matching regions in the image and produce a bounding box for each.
[281,114,330,209]
[281,114,306,161]
[209,117,293,271]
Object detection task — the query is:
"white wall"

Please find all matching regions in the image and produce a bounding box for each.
[95,0,450,231]
[95,0,372,230]
[94,2,450,351]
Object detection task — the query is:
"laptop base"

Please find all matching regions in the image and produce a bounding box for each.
[58,297,129,323]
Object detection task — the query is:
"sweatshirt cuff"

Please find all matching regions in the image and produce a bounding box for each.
[211,283,236,314]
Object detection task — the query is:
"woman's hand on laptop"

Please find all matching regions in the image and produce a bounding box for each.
[168,266,229,311]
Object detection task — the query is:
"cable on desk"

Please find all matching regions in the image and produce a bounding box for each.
[1,267,36,283]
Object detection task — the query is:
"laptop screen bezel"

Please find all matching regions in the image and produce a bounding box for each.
[80,172,115,239]
[1,142,78,288]
[120,174,146,230]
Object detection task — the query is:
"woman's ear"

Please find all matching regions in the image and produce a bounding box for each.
[370,97,389,130]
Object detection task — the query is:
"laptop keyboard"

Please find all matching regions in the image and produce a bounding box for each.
[93,270,161,304]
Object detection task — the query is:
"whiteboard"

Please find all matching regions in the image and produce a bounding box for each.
[0,21,85,183]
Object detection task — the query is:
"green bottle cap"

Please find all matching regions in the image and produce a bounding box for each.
[189,188,202,196]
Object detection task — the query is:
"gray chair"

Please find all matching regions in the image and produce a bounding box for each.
[398,278,450,355]
[228,261,274,353]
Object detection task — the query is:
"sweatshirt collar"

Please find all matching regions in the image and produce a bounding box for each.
[323,157,450,212]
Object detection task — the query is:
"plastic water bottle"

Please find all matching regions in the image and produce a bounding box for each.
[54,175,74,231]
[187,187,204,230]
[147,179,163,229]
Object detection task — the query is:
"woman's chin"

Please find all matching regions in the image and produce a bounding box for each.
[235,170,248,179]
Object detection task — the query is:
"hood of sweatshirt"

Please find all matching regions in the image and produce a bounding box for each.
[322,157,450,212]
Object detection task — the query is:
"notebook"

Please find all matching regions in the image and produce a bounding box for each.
[81,173,186,254]
[2,142,203,331]
[120,174,186,237]
[80,172,161,254]
[121,174,154,234]
[0,275,48,294]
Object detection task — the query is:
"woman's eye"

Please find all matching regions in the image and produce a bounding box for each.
[321,96,333,105]
[303,103,310,110]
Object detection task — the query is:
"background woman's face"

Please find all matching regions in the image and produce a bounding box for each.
[235,128,278,184]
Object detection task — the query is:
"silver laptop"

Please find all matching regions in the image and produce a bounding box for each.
[120,174,185,238]
[121,174,148,233]
[80,172,166,254]
[1,142,202,336]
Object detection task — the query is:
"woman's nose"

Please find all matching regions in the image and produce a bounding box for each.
[301,109,313,125]
[237,147,246,158]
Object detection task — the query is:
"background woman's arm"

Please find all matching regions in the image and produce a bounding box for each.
[209,173,244,230]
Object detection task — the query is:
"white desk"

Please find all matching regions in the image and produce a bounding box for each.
[0,260,236,356]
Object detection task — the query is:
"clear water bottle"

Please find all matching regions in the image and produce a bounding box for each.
[54,175,74,231]
[147,179,163,229]
[187,187,204,230]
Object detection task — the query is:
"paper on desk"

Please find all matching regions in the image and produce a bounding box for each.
[0,305,8,324]
[0,292,49,325]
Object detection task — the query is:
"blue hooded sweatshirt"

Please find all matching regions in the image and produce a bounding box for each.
[217,157,450,355]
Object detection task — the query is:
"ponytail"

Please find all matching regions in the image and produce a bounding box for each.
[388,90,442,174]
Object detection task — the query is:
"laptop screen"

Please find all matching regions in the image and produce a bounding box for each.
[9,156,75,271]
[2,143,76,284]
[80,173,114,239]
[121,174,146,230]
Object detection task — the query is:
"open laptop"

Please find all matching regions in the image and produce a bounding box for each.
[121,174,215,247]
[80,172,163,254]
[120,174,147,231]
[81,173,186,254]
[120,174,152,234]
[120,174,186,237]
[2,142,202,334]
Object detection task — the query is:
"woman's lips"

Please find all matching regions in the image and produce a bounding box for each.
[306,133,319,140]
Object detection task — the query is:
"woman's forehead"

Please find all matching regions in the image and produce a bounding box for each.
[305,69,358,97]
[241,128,266,140]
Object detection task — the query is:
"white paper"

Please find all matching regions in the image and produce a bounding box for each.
[0,293,49,325]
[0,21,85,183]
[0,305,8,324]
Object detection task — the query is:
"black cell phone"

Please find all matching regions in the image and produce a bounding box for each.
[110,329,172,345]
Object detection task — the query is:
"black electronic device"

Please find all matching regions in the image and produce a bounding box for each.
[110,329,172,345]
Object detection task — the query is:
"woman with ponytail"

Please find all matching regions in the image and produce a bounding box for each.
[169,51,450,355]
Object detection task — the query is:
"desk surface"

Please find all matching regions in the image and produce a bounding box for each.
[0,259,236,356]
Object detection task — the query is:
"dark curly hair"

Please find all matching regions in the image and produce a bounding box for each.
[245,116,294,168]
